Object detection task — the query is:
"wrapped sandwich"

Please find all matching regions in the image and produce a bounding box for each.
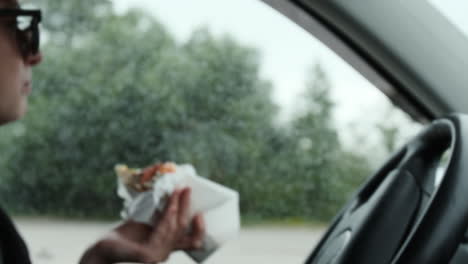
[116,162,177,192]
[115,162,240,263]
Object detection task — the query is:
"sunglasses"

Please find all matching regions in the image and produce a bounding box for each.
[0,8,41,58]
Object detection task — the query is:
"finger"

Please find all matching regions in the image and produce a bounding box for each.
[150,209,163,227]
[191,214,205,247]
[178,188,191,230]
[161,189,181,230]
[176,214,205,250]
[149,190,181,245]
[176,237,200,250]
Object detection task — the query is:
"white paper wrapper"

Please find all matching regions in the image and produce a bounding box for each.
[117,164,240,263]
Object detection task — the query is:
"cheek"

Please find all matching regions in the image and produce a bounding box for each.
[0,82,24,123]
[0,33,21,85]
[0,32,27,123]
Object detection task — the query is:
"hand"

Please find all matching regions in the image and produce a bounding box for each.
[79,188,205,264]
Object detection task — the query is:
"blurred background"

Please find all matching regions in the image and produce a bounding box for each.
[0,0,437,263]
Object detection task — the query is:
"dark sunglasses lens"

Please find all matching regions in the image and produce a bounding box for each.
[16,20,39,57]
[30,22,40,54]
[27,25,39,54]
[16,30,30,57]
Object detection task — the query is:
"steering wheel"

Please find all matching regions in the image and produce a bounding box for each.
[306,114,468,264]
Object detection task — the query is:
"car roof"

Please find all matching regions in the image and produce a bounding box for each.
[262,0,468,122]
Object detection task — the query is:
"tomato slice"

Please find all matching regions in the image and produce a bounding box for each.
[140,163,162,184]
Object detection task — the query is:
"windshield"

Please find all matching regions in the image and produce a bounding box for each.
[428,1,468,37]
[3,1,423,263]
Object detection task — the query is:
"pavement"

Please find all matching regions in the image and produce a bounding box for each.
[14,218,324,264]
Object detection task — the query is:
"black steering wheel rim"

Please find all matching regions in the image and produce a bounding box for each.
[306,114,468,264]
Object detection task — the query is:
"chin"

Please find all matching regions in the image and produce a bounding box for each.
[0,103,27,125]
[0,114,20,125]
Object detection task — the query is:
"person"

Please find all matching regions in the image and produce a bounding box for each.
[0,0,206,263]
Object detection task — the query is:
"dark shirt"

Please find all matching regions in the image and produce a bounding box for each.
[0,208,31,264]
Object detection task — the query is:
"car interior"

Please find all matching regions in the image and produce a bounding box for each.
[261,0,468,263]
[6,0,468,263]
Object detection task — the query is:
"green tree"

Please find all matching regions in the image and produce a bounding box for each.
[0,8,281,218]
[32,0,112,44]
[274,64,370,220]
[0,1,372,222]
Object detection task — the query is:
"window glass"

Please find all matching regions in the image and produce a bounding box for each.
[428,0,468,38]
[2,1,422,263]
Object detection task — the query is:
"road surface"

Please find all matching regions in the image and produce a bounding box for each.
[15,218,324,264]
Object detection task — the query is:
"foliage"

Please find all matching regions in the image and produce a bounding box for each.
[0,2,371,221]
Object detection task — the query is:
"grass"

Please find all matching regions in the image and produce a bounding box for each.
[242,215,328,229]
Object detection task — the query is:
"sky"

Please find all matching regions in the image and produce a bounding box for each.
[111,0,389,129]
[429,0,468,36]
[109,0,468,154]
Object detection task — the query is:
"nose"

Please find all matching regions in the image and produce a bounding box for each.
[24,52,43,67]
